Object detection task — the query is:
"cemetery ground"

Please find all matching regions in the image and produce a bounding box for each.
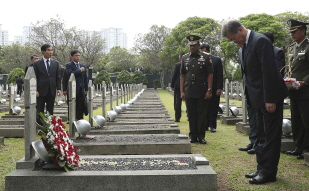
[1,90,309,191]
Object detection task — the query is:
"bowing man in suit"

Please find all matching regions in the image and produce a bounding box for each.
[65,50,88,120]
[200,44,223,133]
[222,20,289,184]
[33,44,62,124]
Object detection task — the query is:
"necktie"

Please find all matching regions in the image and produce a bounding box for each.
[46,59,50,74]
[242,44,246,61]
[76,63,80,68]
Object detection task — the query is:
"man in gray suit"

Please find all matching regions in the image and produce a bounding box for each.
[222,20,288,184]
[33,44,62,124]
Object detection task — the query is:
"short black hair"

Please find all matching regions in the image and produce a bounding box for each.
[70,50,81,56]
[200,44,210,51]
[41,44,52,51]
[263,32,274,44]
[30,54,39,59]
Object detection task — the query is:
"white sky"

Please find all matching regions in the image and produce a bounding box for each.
[1,0,308,48]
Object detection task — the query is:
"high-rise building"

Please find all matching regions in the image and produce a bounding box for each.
[0,24,9,46]
[22,26,32,44]
[14,36,23,44]
[100,28,127,53]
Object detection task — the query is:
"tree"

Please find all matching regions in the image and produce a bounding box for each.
[134,25,171,88]
[93,70,111,85]
[132,71,148,84]
[239,13,286,48]
[6,68,24,84]
[116,70,132,85]
[232,66,242,82]
[105,47,136,72]
[0,43,37,73]
[160,17,221,86]
[30,16,106,68]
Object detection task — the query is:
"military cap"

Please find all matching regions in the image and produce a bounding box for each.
[289,19,309,33]
[186,35,202,45]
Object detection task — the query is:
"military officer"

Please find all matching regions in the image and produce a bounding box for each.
[285,19,309,160]
[180,35,214,144]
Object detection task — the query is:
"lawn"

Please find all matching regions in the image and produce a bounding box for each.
[0,90,308,191]
[157,89,309,191]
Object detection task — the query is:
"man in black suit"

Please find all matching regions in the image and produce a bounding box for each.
[171,52,185,122]
[65,50,88,120]
[25,54,39,74]
[239,32,286,155]
[16,75,24,96]
[33,44,62,124]
[263,32,285,77]
[200,44,223,133]
[222,20,289,184]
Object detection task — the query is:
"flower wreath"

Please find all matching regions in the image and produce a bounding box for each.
[37,112,80,171]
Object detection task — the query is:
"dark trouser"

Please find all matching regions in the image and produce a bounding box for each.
[174,88,182,121]
[17,86,22,96]
[36,88,55,125]
[205,94,220,129]
[247,104,258,148]
[75,88,85,120]
[255,101,283,177]
[290,98,309,153]
[186,98,208,140]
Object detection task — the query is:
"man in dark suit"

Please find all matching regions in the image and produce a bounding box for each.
[285,20,309,160]
[239,32,286,155]
[222,20,289,184]
[200,44,223,133]
[16,75,24,96]
[180,35,213,144]
[65,50,88,120]
[25,54,39,74]
[171,52,185,122]
[33,44,62,124]
[263,32,285,77]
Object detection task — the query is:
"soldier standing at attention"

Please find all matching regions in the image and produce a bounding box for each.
[285,20,309,160]
[180,35,213,144]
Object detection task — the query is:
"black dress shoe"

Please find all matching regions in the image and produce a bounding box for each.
[210,128,216,133]
[199,139,207,144]
[245,171,259,178]
[247,148,256,154]
[249,174,276,184]
[297,154,304,160]
[190,139,198,143]
[239,144,253,151]
[286,151,302,156]
[175,120,180,122]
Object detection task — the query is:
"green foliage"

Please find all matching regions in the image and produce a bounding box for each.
[232,65,242,81]
[132,71,148,84]
[153,79,160,90]
[116,70,132,84]
[0,43,38,73]
[105,47,136,73]
[160,17,221,76]
[6,68,25,84]
[93,70,111,84]
[239,13,286,48]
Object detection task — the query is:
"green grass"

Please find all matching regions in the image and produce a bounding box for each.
[157,90,308,191]
[0,91,305,191]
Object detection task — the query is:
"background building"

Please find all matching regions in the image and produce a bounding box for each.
[0,24,9,46]
[100,28,127,53]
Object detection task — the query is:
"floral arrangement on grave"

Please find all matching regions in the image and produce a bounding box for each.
[37,112,80,171]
